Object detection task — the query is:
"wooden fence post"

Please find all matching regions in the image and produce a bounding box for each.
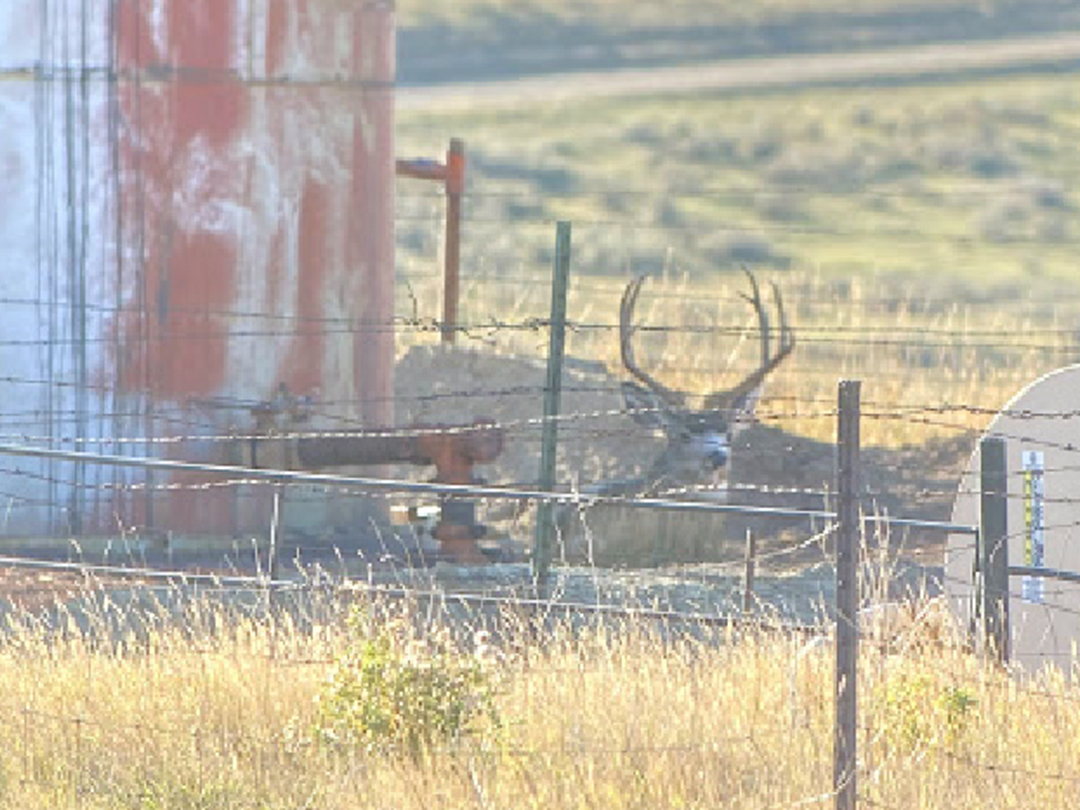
[980,436,1009,664]
[533,222,572,588]
[743,528,757,613]
[264,484,284,614]
[268,485,282,583]
[834,379,861,810]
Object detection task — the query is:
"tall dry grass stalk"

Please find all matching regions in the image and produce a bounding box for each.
[0,587,1078,808]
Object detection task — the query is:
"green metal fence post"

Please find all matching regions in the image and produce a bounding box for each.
[533,222,572,588]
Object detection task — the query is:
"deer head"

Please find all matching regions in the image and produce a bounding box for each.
[617,268,795,496]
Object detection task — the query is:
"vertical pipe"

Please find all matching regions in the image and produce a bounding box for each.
[533,222,572,588]
[442,138,465,344]
[980,436,1009,664]
[834,379,861,810]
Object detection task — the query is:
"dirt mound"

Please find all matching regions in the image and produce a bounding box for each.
[394,346,975,563]
[395,344,662,488]
[726,425,975,561]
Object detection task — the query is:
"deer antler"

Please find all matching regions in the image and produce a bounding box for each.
[620,270,794,415]
[703,269,795,413]
[619,274,684,408]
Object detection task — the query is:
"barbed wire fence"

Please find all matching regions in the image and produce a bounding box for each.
[3,202,1080,807]
[8,3,1080,798]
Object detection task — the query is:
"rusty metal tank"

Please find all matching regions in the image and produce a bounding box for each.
[0,1,397,542]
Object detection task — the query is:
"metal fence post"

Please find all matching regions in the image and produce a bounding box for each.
[442,138,465,344]
[394,137,466,344]
[533,222,572,588]
[835,379,861,810]
[268,485,283,582]
[980,436,1009,664]
[743,528,757,613]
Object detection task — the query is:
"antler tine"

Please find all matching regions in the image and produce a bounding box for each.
[771,280,795,356]
[738,266,770,369]
[619,274,682,406]
[704,271,795,413]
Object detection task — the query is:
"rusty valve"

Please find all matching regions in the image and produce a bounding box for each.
[291,419,505,562]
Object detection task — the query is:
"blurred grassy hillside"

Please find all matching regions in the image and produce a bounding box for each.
[395,72,1080,446]
[398,73,1080,295]
[396,0,1080,83]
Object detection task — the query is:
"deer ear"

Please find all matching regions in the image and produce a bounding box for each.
[621,382,670,429]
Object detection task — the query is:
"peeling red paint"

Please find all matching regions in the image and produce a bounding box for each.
[154,232,235,398]
[282,179,330,394]
[116,1,243,401]
[105,1,396,536]
[351,3,397,429]
[169,3,243,146]
[116,0,157,69]
[266,2,290,75]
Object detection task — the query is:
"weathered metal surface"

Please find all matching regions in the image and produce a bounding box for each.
[947,364,1080,674]
[0,1,396,539]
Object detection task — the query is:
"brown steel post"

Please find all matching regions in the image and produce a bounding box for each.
[443,138,465,343]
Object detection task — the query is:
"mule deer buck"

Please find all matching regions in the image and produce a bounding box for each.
[558,269,795,565]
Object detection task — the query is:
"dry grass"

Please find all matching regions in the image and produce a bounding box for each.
[396,266,1076,448]
[0,590,1077,808]
[395,73,1080,450]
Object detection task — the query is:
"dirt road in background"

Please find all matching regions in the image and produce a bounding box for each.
[398,31,1080,110]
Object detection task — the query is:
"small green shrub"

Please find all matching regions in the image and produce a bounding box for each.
[879,673,976,753]
[940,685,977,738]
[314,615,500,759]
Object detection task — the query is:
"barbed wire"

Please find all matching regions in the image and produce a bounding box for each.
[6,693,795,764]
[9,282,1080,319]
[0,396,1044,449]
[0,318,1075,351]
[940,750,1080,784]
[1,561,1078,797]
[399,210,1080,245]
[397,184,1080,202]
[397,271,1080,307]
[0,461,963,530]
[4,293,1078,340]
[0,375,1061,443]
[0,64,392,91]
